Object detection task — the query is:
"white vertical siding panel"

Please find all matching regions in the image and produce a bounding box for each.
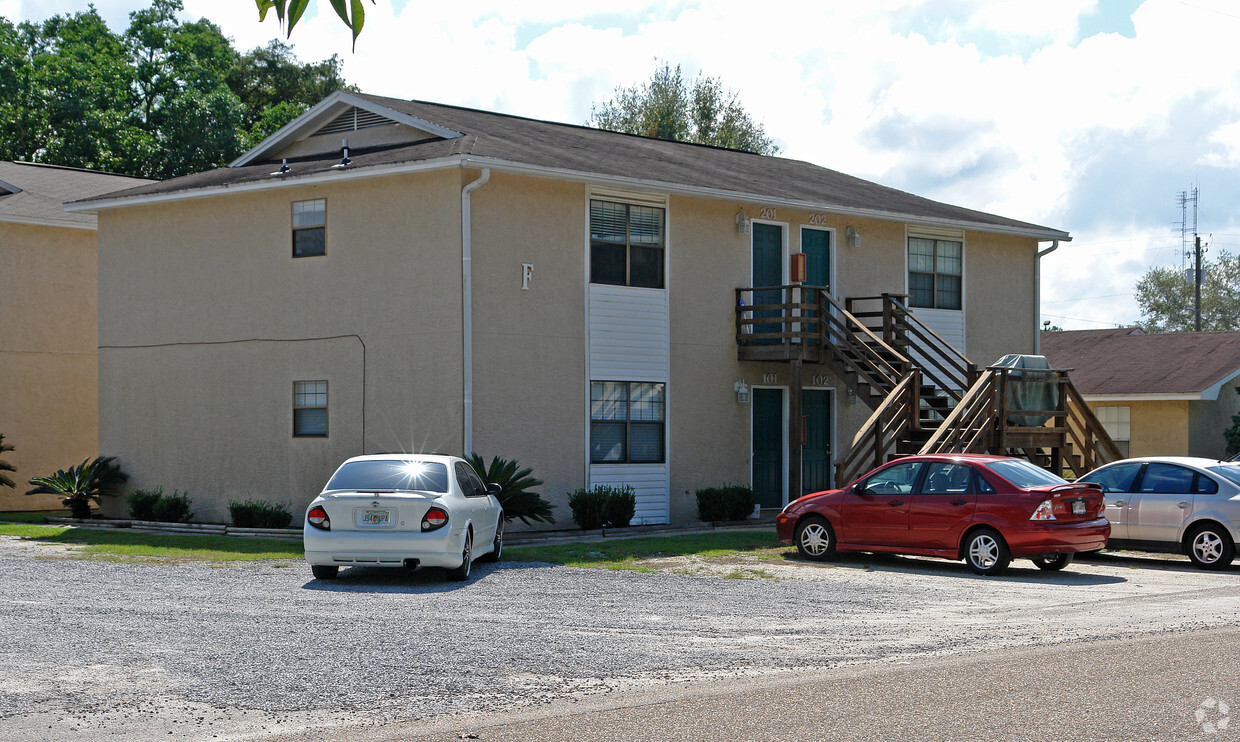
[588,285,670,381]
[588,465,670,525]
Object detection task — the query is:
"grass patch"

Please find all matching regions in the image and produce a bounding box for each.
[0,524,302,562]
[0,510,72,524]
[506,529,784,569]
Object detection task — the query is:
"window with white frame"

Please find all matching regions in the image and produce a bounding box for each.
[589,200,665,288]
[292,199,326,258]
[590,381,665,463]
[293,380,328,437]
[1095,406,1130,457]
[908,237,962,309]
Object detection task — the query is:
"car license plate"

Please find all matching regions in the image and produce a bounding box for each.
[361,509,391,526]
[1071,500,1086,515]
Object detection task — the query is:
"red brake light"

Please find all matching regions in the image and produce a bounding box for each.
[422,507,448,531]
[1030,499,1056,521]
[307,506,330,530]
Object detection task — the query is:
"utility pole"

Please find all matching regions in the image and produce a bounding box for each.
[1195,234,1203,331]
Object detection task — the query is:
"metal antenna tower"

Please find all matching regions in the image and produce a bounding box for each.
[1177,187,1199,276]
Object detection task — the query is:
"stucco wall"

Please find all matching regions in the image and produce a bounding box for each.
[0,221,99,511]
[965,231,1038,365]
[97,170,465,521]
[1105,401,1191,458]
[1191,375,1240,458]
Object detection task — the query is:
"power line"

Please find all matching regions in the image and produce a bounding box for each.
[1041,312,1132,327]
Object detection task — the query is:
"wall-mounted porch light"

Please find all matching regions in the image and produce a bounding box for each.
[736,209,751,235]
[847,387,858,405]
[734,379,750,403]
[846,226,861,247]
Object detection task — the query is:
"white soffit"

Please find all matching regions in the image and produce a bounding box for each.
[229,91,464,168]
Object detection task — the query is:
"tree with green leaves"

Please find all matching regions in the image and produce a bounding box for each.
[228,40,352,147]
[0,434,15,490]
[467,453,556,526]
[1135,251,1240,332]
[588,61,779,155]
[255,0,374,50]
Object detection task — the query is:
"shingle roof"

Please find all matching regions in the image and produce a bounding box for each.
[0,161,151,227]
[71,93,1068,240]
[1040,328,1240,396]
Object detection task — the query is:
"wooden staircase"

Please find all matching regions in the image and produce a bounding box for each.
[735,289,1121,488]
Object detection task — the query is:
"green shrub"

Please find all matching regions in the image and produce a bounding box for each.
[695,485,757,522]
[568,485,635,529]
[150,490,194,523]
[229,499,293,528]
[26,456,128,519]
[126,487,164,520]
[467,453,556,525]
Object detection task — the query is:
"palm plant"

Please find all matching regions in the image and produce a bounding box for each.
[467,453,556,525]
[0,434,14,490]
[27,456,128,519]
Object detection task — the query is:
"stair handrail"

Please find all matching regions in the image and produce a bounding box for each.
[817,290,910,394]
[917,369,1000,454]
[880,294,979,400]
[1061,375,1123,475]
[835,370,921,485]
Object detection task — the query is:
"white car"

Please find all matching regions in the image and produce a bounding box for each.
[303,454,504,580]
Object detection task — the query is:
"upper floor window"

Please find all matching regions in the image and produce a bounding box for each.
[293,380,328,437]
[590,381,665,463]
[1095,406,1131,457]
[590,199,664,288]
[908,237,962,309]
[292,199,326,258]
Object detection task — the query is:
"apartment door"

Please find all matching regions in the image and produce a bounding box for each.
[752,223,784,341]
[752,388,784,508]
[801,389,832,495]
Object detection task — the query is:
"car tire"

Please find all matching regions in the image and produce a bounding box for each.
[447,530,473,581]
[311,565,338,580]
[1032,553,1073,571]
[964,528,1011,576]
[1187,523,1235,570]
[794,516,836,562]
[480,515,503,563]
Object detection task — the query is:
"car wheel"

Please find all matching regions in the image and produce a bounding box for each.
[480,515,503,563]
[794,516,836,561]
[1187,524,1235,570]
[1032,553,1073,571]
[311,565,338,580]
[447,530,473,581]
[964,528,1011,576]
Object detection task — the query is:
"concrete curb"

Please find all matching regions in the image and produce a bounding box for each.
[42,517,303,542]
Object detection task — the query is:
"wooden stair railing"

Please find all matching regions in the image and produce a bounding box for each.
[917,369,999,455]
[835,370,922,485]
[1061,376,1123,478]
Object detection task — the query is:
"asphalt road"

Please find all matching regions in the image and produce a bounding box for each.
[2,534,1240,741]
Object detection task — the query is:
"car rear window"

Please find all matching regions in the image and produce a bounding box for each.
[1208,465,1240,488]
[985,459,1068,489]
[324,460,450,493]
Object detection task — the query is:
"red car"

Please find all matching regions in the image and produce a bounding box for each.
[776,454,1110,575]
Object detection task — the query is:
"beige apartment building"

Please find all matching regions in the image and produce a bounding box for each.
[70,91,1071,525]
[0,162,150,510]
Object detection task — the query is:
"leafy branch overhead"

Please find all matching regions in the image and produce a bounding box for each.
[255,0,375,50]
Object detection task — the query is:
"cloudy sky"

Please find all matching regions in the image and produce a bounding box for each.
[4,0,1238,330]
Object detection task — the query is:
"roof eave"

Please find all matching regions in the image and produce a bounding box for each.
[0,213,96,230]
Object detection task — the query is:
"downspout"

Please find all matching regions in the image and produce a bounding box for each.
[1034,240,1059,355]
[461,167,490,456]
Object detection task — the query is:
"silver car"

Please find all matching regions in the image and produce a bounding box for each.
[1080,456,1240,569]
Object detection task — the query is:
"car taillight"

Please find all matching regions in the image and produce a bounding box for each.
[422,508,448,532]
[307,506,330,530]
[1030,499,1056,521]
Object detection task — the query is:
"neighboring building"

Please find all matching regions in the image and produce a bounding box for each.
[1041,328,1240,459]
[0,162,152,510]
[69,91,1070,525]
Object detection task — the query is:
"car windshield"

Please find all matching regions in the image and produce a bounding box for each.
[986,459,1068,488]
[1208,465,1240,487]
[324,460,449,493]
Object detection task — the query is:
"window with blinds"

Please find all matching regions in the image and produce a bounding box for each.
[590,200,665,288]
[590,381,665,463]
[292,199,326,258]
[908,237,962,309]
[293,380,328,437]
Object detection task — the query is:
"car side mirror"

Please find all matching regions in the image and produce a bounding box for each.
[487,483,502,496]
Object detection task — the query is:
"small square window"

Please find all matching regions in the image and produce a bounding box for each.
[293,380,327,437]
[292,199,326,258]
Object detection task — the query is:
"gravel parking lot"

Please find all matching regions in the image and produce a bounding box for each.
[3,534,1240,741]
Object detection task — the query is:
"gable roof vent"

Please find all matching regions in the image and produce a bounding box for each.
[314,106,394,137]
